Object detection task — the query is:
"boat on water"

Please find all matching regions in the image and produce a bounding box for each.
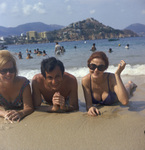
[0,45,8,50]
[108,38,119,41]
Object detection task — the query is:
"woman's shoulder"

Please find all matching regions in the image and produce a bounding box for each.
[105,72,116,86]
[82,74,90,87]
[107,72,115,80]
[15,76,29,84]
[104,72,115,81]
[82,73,90,80]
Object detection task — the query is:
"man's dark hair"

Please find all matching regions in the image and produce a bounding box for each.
[41,57,65,78]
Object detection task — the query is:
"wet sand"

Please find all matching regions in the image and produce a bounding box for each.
[0,75,145,150]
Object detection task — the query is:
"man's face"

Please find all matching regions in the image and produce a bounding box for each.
[45,66,63,91]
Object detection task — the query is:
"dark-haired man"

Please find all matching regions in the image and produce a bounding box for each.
[32,57,79,112]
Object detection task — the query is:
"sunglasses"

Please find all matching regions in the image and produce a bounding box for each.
[88,64,106,71]
[0,67,15,75]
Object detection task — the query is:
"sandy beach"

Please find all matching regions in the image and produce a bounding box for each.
[0,75,145,150]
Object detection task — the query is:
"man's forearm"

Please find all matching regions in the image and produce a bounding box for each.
[35,105,65,113]
[35,105,53,112]
[35,105,78,113]
[60,105,79,112]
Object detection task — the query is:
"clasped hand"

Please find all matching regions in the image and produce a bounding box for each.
[4,110,21,123]
[52,92,65,109]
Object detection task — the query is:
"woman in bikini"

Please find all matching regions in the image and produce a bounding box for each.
[0,50,33,122]
[82,51,137,116]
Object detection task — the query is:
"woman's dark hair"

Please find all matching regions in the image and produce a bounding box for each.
[41,57,65,78]
[87,51,109,70]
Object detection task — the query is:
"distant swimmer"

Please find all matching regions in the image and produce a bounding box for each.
[118,44,121,47]
[43,50,47,56]
[90,43,96,51]
[125,44,129,49]
[74,46,77,49]
[34,49,37,54]
[26,53,33,59]
[18,51,22,59]
[108,48,113,53]
[37,51,42,56]
[61,46,65,53]
[26,49,29,53]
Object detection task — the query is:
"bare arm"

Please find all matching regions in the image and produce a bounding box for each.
[82,76,100,116]
[32,78,43,107]
[55,46,57,52]
[113,60,129,105]
[19,84,34,118]
[32,77,54,111]
[4,82,34,122]
[53,77,79,112]
[64,77,79,111]
[0,109,7,118]
[82,77,92,111]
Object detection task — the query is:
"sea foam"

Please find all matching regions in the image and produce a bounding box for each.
[19,64,145,80]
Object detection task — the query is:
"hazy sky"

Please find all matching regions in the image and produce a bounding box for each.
[0,0,145,29]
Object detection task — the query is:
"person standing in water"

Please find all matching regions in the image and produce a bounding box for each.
[90,43,97,51]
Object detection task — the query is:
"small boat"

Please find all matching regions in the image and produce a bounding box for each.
[108,38,119,41]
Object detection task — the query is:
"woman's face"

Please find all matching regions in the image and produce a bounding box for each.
[89,58,106,79]
[0,61,15,84]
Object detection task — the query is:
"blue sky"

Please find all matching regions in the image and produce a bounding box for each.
[0,0,145,29]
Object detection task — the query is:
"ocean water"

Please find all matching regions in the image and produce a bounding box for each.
[7,37,145,80]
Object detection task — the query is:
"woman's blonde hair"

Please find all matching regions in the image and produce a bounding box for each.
[0,50,17,75]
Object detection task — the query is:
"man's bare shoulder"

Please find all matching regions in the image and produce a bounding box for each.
[32,73,45,84]
[63,72,77,82]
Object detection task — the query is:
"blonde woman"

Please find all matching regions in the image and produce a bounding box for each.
[0,50,33,122]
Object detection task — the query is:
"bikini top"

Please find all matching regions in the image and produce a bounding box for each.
[0,79,30,109]
[90,73,117,105]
